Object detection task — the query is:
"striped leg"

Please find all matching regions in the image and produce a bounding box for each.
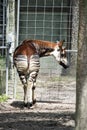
[29,71,38,105]
[19,74,29,106]
[27,81,33,105]
[23,84,28,105]
[19,70,38,106]
[32,82,36,104]
[26,81,36,106]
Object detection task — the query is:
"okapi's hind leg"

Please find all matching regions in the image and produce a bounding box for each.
[29,71,39,106]
[32,82,36,104]
[19,70,38,107]
[27,81,37,107]
[19,74,29,107]
[23,82,33,108]
[23,84,28,107]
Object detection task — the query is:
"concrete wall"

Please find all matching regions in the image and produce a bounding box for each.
[69,0,79,76]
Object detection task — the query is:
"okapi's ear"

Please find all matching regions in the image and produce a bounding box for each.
[63,47,67,50]
[56,40,64,51]
[57,40,65,47]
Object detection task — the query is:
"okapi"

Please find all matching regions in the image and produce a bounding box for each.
[13,39,69,107]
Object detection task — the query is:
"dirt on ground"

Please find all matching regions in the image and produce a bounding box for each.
[0,76,76,130]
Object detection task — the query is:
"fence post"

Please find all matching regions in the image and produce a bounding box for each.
[6,46,9,96]
[13,0,20,99]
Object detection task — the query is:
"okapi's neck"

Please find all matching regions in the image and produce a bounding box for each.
[28,40,57,57]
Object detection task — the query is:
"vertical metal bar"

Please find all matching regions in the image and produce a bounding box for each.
[34,0,36,39]
[6,0,9,37]
[51,0,54,42]
[42,0,46,40]
[3,0,4,46]
[13,68,16,99]
[16,0,20,47]
[6,47,9,96]
[26,0,29,39]
[4,0,8,96]
[67,0,72,64]
[60,0,63,41]
[14,0,20,99]
[2,0,5,55]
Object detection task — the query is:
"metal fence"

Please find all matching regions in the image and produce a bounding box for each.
[0,0,78,104]
[0,0,7,54]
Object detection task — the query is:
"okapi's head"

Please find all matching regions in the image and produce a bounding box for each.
[51,40,69,69]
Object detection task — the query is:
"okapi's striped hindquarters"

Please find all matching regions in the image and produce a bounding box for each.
[13,39,68,107]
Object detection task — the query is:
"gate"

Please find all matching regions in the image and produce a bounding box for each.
[0,0,8,96]
[0,0,15,98]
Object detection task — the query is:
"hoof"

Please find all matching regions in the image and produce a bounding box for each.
[30,99,36,107]
[30,103,33,107]
[24,102,28,107]
[23,99,36,108]
[24,103,31,109]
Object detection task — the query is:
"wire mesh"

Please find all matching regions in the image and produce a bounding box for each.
[0,0,7,55]
[19,0,73,46]
[0,0,8,95]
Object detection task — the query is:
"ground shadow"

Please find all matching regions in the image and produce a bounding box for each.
[0,101,75,130]
[10,101,26,109]
[10,100,63,109]
[0,111,75,130]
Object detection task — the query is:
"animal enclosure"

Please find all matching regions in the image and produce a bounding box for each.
[11,0,78,102]
[0,0,78,105]
[0,1,81,130]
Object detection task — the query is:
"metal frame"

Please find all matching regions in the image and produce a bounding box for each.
[66,50,78,53]
[0,46,9,96]
[13,0,20,99]
[16,0,20,47]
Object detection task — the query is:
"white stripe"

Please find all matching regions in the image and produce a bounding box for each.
[29,55,40,71]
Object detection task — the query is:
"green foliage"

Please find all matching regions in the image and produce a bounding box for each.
[0,56,6,95]
[0,56,6,69]
[0,95,8,102]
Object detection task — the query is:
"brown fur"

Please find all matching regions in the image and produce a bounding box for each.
[13,39,58,59]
